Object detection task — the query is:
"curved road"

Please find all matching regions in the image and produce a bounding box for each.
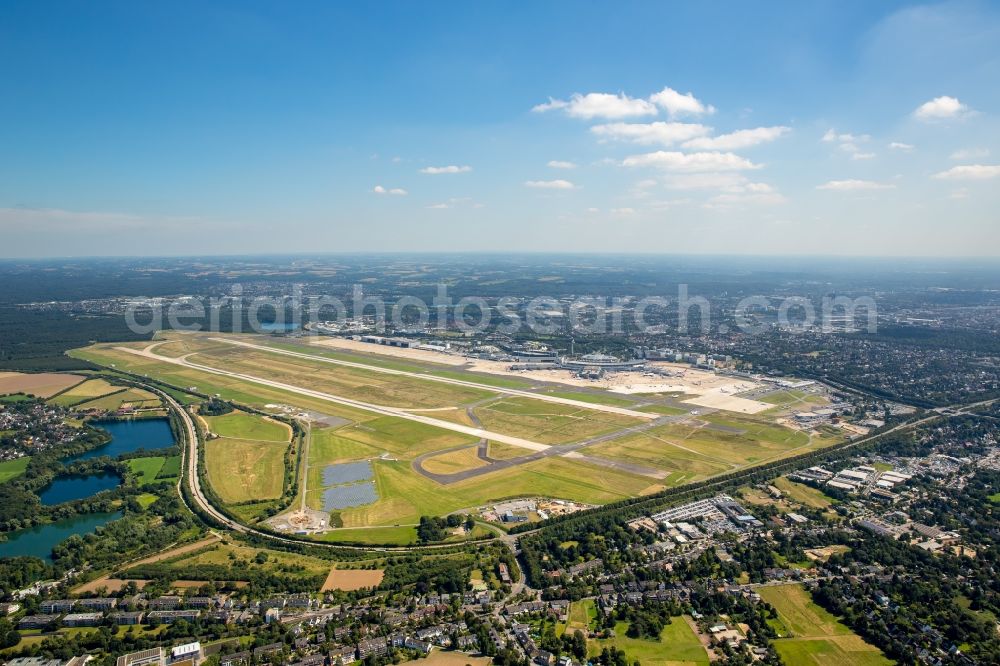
[158,386,495,554]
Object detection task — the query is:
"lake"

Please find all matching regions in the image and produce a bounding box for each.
[0,511,123,561]
[64,418,176,463]
[259,322,301,332]
[39,472,121,505]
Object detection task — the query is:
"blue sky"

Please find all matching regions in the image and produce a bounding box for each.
[1,0,998,257]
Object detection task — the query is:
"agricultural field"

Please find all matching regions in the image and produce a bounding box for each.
[321,567,385,591]
[591,619,709,666]
[74,387,161,411]
[47,377,121,406]
[758,584,892,666]
[0,371,84,398]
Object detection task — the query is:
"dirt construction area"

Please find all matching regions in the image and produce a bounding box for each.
[321,567,385,592]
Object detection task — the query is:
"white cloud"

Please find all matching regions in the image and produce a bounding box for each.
[949,148,989,160]
[705,191,786,207]
[662,173,751,190]
[649,87,715,117]
[914,96,969,121]
[816,179,895,191]
[851,152,876,161]
[822,129,870,144]
[611,207,636,215]
[888,142,915,151]
[590,121,711,146]
[682,126,790,150]
[547,160,577,169]
[373,185,407,195]
[622,151,760,172]
[932,164,1000,180]
[524,179,577,189]
[533,92,656,119]
[419,165,472,174]
[426,197,480,209]
[585,207,600,214]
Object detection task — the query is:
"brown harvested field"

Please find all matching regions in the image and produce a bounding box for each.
[0,372,85,398]
[321,567,385,592]
[73,577,149,595]
[417,651,492,666]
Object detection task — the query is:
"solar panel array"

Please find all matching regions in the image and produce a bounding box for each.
[322,460,373,486]
[322,481,378,510]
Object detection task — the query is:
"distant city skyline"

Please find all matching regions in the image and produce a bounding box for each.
[1,0,999,257]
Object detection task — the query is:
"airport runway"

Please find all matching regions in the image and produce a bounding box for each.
[209,336,657,420]
[117,344,551,452]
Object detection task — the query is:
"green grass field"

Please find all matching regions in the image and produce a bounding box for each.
[47,378,121,406]
[157,455,181,479]
[126,456,167,486]
[758,584,892,666]
[591,619,709,666]
[0,457,30,483]
[205,437,288,503]
[204,411,291,442]
[474,397,643,445]
[773,476,837,509]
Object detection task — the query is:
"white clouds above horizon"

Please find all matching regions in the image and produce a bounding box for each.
[590,121,711,146]
[419,165,472,174]
[547,160,577,169]
[622,150,760,172]
[932,165,1000,180]
[525,179,577,189]
[949,148,989,160]
[914,95,969,121]
[533,92,657,119]
[816,179,895,191]
[649,87,715,117]
[373,185,408,195]
[889,142,915,151]
[533,86,713,120]
[682,126,790,150]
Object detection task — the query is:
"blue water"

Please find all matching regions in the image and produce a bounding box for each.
[64,418,176,463]
[0,511,123,562]
[39,472,121,505]
[259,322,300,332]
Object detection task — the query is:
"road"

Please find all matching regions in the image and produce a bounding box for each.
[154,385,508,554]
[119,344,551,452]
[209,336,657,420]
